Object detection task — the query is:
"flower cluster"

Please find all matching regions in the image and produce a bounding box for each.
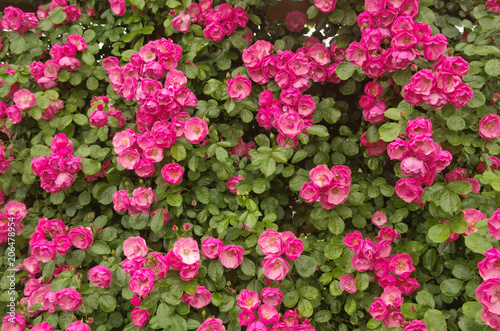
[477,156,500,173]
[478,114,500,140]
[243,40,343,92]
[29,34,86,90]
[0,141,14,173]
[300,165,351,210]
[29,218,92,264]
[344,229,419,328]
[181,285,212,309]
[235,288,313,329]
[31,133,83,193]
[201,236,245,268]
[88,265,112,288]
[0,201,26,244]
[104,39,199,131]
[389,117,452,203]
[172,0,249,43]
[488,207,500,240]
[3,89,37,124]
[1,6,38,34]
[258,230,303,280]
[486,0,500,13]
[445,168,481,197]
[446,209,486,242]
[112,117,206,176]
[476,248,500,329]
[112,187,156,215]
[21,283,82,316]
[256,88,315,142]
[403,56,472,109]
[88,96,125,128]
[359,81,386,124]
[229,137,256,159]
[37,0,82,25]
[347,0,446,78]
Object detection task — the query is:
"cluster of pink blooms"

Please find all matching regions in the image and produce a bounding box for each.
[88,96,125,128]
[476,248,500,328]
[388,118,452,204]
[3,315,92,331]
[478,114,500,140]
[112,187,156,215]
[343,229,419,328]
[0,141,14,173]
[21,284,82,317]
[31,133,83,193]
[256,88,315,143]
[360,131,387,157]
[3,89,38,124]
[29,217,93,264]
[486,0,500,13]
[347,0,445,78]
[359,81,387,124]
[235,288,315,330]
[242,40,345,92]
[1,6,38,36]
[112,117,207,177]
[403,56,473,109]
[37,0,82,25]
[300,165,351,210]
[29,34,87,90]
[0,201,26,244]
[201,236,245,269]
[258,230,304,280]
[477,156,500,173]
[104,39,199,131]
[172,0,249,43]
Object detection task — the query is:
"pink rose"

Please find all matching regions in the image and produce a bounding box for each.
[278,113,304,138]
[132,187,155,210]
[285,10,306,31]
[226,175,243,194]
[258,304,279,324]
[13,89,36,110]
[262,256,290,280]
[371,211,387,227]
[300,182,320,203]
[389,253,415,277]
[449,82,474,108]
[227,76,252,100]
[88,265,112,288]
[260,288,283,306]
[238,308,256,326]
[218,244,245,268]
[488,208,500,240]
[68,226,93,250]
[66,321,91,331]
[113,190,130,213]
[129,268,155,297]
[344,231,363,251]
[173,237,200,265]
[2,314,26,331]
[89,110,108,127]
[397,276,420,296]
[369,297,388,320]
[479,114,500,140]
[172,11,190,33]
[55,288,82,311]
[339,274,357,294]
[314,0,337,12]
[422,34,447,61]
[181,285,212,309]
[309,165,333,188]
[162,163,184,185]
[476,278,500,314]
[284,237,303,260]
[203,22,225,42]
[381,286,403,308]
[184,117,208,143]
[201,237,224,259]
[395,178,423,203]
[123,236,148,259]
[131,308,150,327]
[117,148,140,169]
[404,320,427,331]
[237,289,261,310]
[258,230,284,256]
[109,0,126,16]
[198,317,225,331]
[31,322,55,331]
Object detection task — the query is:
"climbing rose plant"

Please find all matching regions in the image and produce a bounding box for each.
[0,0,499,330]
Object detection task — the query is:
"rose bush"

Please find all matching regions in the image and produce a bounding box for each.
[0,0,499,330]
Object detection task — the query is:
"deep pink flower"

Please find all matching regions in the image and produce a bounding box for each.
[262,256,290,280]
[181,285,212,309]
[227,76,252,100]
[339,274,357,294]
[219,244,245,268]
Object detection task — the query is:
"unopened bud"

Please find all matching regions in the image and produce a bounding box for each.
[170,10,175,15]
[184,224,190,231]
[87,318,94,323]
[84,308,89,314]
[173,225,178,231]
[411,64,418,71]
[192,200,196,206]
[77,273,82,279]
[88,213,94,219]
[448,48,454,55]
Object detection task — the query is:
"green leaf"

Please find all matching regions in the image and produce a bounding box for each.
[428,224,450,243]
[298,299,314,318]
[292,150,308,164]
[130,0,145,10]
[485,59,500,77]
[416,291,435,309]
[379,123,401,142]
[82,158,101,175]
[99,295,117,312]
[447,181,471,194]
[328,216,345,235]
[424,309,447,331]
[241,258,256,276]
[90,241,111,255]
[299,286,319,300]
[314,310,332,323]
[295,255,317,278]
[335,61,356,80]
[151,209,164,233]
[283,290,299,308]
[438,190,460,214]
[452,264,474,280]
[172,144,187,162]
[467,90,485,108]
[446,115,466,131]
[182,279,198,295]
[306,125,330,137]
[440,278,462,296]
[355,272,369,291]
[261,158,276,177]
[464,232,492,253]
[344,297,356,314]
[307,5,319,19]
[86,77,99,91]
[43,260,56,279]
[208,260,223,281]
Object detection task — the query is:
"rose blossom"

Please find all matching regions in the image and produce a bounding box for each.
[262,256,290,280]
[479,114,500,140]
[181,285,212,309]
[55,288,82,311]
[129,268,155,297]
[339,274,357,294]
[123,236,148,259]
[88,265,112,288]
[66,321,90,331]
[173,237,200,265]
[476,278,500,314]
[260,288,283,306]
[162,163,184,184]
[199,317,225,331]
[201,237,224,259]
[478,248,500,281]
[68,226,93,250]
[395,178,423,203]
[237,289,261,310]
[388,253,415,277]
[258,304,279,324]
[285,10,306,31]
[258,230,284,256]
[226,175,243,194]
[131,308,150,327]
[218,244,245,268]
[184,117,208,143]
[227,76,252,100]
[371,211,387,227]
